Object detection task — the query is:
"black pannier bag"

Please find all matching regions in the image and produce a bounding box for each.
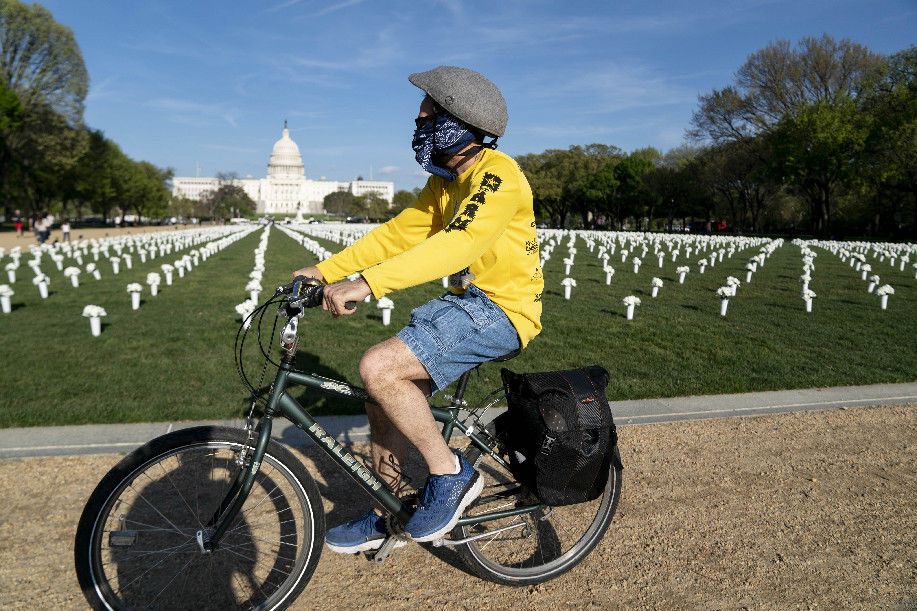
[494,366,621,506]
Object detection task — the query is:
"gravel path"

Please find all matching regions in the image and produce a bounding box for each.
[1,404,913,609]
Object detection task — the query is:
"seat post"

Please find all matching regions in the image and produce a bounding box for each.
[452,370,472,401]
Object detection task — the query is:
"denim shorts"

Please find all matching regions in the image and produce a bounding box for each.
[397,284,521,394]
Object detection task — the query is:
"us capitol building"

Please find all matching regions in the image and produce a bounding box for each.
[171,123,394,216]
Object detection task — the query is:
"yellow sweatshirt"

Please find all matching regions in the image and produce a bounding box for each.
[316,148,543,347]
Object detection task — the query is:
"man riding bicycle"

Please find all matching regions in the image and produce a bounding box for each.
[293,66,543,552]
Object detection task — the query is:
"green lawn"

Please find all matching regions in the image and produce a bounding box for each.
[0,227,914,427]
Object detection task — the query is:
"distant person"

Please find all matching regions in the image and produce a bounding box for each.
[35,210,53,244]
[61,218,71,242]
[29,211,39,241]
[114,215,122,229]
[11,209,23,238]
[293,66,542,552]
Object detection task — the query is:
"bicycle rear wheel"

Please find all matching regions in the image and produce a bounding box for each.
[455,425,622,585]
[74,426,324,610]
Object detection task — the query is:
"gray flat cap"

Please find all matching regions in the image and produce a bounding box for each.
[409,66,507,137]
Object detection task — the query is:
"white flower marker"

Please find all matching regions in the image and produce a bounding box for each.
[127,283,143,310]
[235,299,257,329]
[5,262,18,283]
[603,265,615,285]
[377,296,394,325]
[745,263,755,283]
[561,277,576,300]
[442,276,449,288]
[111,256,120,275]
[800,273,811,294]
[123,254,132,269]
[161,264,174,285]
[0,285,13,313]
[86,263,101,280]
[175,259,185,278]
[676,266,689,284]
[802,289,816,312]
[650,277,663,297]
[632,257,642,273]
[147,272,161,296]
[82,304,107,337]
[876,285,894,310]
[621,249,629,263]
[622,295,641,320]
[860,264,871,281]
[716,286,732,316]
[698,259,707,274]
[726,276,741,296]
[63,266,80,287]
[867,274,880,293]
[33,273,50,298]
[246,279,262,303]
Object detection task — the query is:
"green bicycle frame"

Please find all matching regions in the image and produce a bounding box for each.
[203,358,544,549]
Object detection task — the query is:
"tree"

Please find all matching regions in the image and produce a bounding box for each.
[322,189,358,217]
[612,155,654,230]
[391,189,416,216]
[856,46,917,236]
[694,139,779,233]
[582,161,618,228]
[691,34,882,144]
[0,79,20,130]
[201,182,255,220]
[690,34,885,236]
[769,95,870,235]
[517,144,622,228]
[0,0,88,123]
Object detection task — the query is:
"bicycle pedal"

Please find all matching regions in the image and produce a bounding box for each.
[369,535,408,564]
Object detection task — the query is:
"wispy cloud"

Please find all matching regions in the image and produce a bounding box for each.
[145,98,242,127]
[311,0,365,18]
[377,165,400,174]
[264,0,306,13]
[526,62,697,115]
[86,76,120,102]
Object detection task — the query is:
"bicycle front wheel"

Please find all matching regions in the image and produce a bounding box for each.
[456,425,622,586]
[74,426,324,610]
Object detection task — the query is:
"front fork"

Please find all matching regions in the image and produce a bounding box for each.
[196,414,274,552]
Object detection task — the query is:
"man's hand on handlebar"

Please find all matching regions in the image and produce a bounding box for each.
[292,265,324,283]
[323,276,371,318]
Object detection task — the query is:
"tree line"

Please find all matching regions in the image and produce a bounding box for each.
[517,35,915,238]
[1,0,175,224]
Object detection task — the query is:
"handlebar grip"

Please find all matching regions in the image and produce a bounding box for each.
[344,301,356,311]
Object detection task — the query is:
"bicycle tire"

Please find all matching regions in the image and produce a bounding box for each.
[74,426,324,610]
[455,424,622,586]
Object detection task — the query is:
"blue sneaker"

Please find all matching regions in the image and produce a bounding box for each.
[325,510,406,554]
[405,450,483,543]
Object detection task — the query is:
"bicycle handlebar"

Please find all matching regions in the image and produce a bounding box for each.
[277,276,356,315]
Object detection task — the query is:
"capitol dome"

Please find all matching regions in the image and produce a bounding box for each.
[267,122,305,178]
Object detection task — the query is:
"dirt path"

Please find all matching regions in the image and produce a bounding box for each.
[1,405,913,609]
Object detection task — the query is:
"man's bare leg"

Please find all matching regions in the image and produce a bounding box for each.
[360,336,457,503]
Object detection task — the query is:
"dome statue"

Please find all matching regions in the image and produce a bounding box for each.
[267,121,305,178]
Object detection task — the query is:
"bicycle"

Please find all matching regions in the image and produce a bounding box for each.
[74,277,624,609]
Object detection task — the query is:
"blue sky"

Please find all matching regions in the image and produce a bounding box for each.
[39,0,915,193]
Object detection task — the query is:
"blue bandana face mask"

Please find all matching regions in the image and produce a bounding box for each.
[412,112,477,181]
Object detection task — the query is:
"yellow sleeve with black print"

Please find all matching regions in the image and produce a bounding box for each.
[360,169,518,298]
[315,182,442,283]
